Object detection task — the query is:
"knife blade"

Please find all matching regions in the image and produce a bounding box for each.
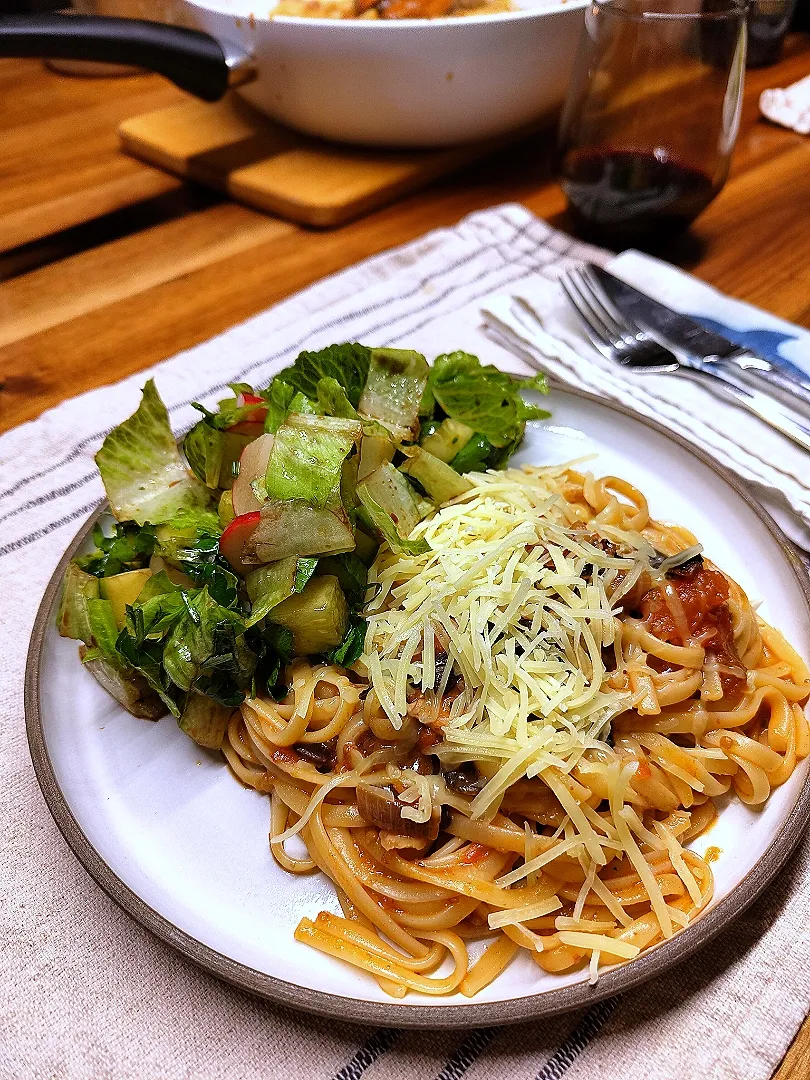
[590,264,810,416]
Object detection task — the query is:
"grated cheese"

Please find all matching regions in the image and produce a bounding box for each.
[363,467,648,818]
[557,932,641,959]
[487,896,562,929]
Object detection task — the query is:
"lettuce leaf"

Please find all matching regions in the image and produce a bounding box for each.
[427,352,549,448]
[96,380,211,525]
[274,343,371,407]
[83,598,122,665]
[262,380,298,433]
[264,414,362,510]
[357,466,430,557]
[162,589,256,703]
[316,378,360,419]
[358,348,429,440]
[327,616,366,666]
[56,563,99,641]
[182,420,224,488]
[245,557,300,628]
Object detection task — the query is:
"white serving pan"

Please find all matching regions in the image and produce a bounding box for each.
[1,0,587,147]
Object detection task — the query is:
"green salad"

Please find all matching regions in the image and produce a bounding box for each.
[57,343,548,750]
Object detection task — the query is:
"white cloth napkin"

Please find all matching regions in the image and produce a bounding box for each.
[482,249,810,550]
[2,204,810,1080]
[760,72,810,134]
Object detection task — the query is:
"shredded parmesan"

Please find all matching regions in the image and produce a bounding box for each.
[487,896,562,929]
[557,932,641,959]
[363,468,646,815]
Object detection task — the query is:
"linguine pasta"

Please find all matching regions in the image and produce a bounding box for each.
[222,463,810,997]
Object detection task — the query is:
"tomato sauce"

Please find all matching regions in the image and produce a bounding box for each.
[640,562,746,698]
[461,843,491,864]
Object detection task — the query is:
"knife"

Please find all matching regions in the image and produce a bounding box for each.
[590,265,810,417]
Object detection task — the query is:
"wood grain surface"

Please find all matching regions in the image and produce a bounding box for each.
[118,96,548,226]
[1,42,810,1076]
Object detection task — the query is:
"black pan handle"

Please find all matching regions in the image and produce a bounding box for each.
[0,14,250,102]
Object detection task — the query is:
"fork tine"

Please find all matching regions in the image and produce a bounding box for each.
[571,266,636,343]
[561,271,618,347]
[558,274,617,360]
[579,264,646,341]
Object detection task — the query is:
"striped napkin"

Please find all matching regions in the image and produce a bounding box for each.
[2,204,809,1080]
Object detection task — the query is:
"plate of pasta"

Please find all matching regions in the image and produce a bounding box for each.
[26,343,810,1026]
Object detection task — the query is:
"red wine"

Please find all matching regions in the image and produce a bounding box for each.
[560,149,719,246]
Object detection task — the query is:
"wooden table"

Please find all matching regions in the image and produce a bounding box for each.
[2,37,810,1078]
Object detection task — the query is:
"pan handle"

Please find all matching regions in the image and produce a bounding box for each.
[0,14,253,102]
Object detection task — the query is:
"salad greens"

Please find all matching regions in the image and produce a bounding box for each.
[95,380,210,525]
[58,342,548,747]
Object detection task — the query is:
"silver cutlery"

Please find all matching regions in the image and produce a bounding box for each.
[486,267,810,455]
[589,263,810,417]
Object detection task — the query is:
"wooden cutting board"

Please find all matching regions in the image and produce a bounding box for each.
[118,95,540,227]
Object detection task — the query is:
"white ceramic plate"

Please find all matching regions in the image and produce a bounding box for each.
[26,385,810,1028]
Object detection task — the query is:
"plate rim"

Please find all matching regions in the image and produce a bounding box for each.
[25,381,810,1029]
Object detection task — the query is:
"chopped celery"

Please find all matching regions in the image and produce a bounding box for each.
[98,568,154,630]
[399,447,472,505]
[358,462,422,538]
[420,418,474,463]
[56,563,100,642]
[270,575,348,656]
[178,693,232,749]
[353,527,379,568]
[357,434,395,483]
[358,348,429,441]
[245,557,299,627]
[218,489,235,528]
[218,431,254,489]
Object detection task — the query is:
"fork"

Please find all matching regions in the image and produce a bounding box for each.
[549,264,810,454]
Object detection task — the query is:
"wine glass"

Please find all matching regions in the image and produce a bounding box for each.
[557,0,748,248]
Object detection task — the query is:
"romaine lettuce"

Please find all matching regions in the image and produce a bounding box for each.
[96,381,211,525]
[245,557,299,628]
[183,420,224,488]
[56,563,99,641]
[426,352,549,448]
[262,379,298,433]
[264,414,362,510]
[274,343,371,407]
[357,465,430,556]
[316,378,360,419]
[358,348,428,441]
